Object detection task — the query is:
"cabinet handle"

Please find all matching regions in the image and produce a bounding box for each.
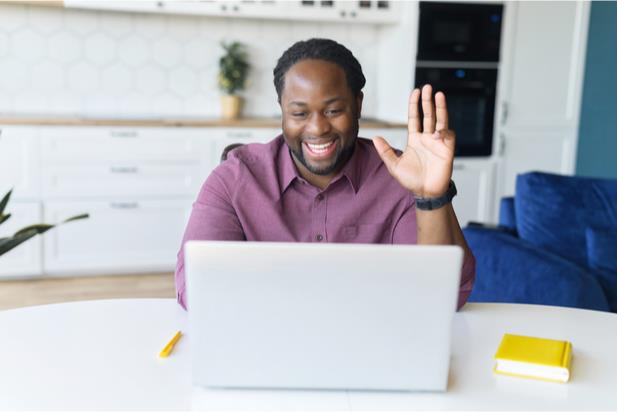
[500,102,509,126]
[226,132,252,139]
[110,202,139,209]
[110,130,139,138]
[499,134,506,156]
[453,163,465,170]
[110,166,139,174]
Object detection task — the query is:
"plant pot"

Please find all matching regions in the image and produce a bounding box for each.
[221,95,243,120]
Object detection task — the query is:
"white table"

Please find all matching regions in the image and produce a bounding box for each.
[0,299,616,411]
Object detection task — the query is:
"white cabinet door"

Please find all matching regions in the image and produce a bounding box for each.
[499,1,590,130]
[498,131,574,197]
[495,1,590,207]
[451,160,496,227]
[40,127,206,163]
[0,202,43,278]
[42,163,204,199]
[0,126,40,200]
[43,199,192,275]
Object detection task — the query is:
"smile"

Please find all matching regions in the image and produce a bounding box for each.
[306,141,335,154]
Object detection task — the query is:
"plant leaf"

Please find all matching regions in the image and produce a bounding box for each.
[0,189,12,216]
[0,213,10,226]
[63,213,89,223]
[0,231,38,256]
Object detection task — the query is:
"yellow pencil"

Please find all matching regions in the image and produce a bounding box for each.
[159,330,183,358]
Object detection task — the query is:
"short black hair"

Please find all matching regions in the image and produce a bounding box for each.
[273,38,366,102]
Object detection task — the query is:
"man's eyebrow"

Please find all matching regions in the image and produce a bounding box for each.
[287,97,344,107]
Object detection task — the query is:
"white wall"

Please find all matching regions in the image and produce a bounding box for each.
[0,4,380,118]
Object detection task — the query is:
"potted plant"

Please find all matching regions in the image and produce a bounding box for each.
[218,41,250,120]
[0,189,88,257]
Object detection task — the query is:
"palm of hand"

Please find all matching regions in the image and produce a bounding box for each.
[374,85,455,198]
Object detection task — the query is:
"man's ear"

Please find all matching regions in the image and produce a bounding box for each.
[355,92,364,119]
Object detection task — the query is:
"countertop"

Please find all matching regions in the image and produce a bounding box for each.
[0,115,406,129]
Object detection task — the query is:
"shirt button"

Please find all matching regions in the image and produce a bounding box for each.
[316,234,323,241]
[316,194,324,201]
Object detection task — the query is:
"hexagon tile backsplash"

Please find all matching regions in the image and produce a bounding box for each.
[0,4,379,119]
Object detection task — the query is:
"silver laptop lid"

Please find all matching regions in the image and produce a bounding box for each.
[185,241,463,391]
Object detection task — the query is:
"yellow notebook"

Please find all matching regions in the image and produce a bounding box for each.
[494,333,572,383]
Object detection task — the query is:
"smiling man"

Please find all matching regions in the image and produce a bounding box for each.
[174,38,475,310]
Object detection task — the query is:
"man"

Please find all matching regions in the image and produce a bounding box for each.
[175,38,475,310]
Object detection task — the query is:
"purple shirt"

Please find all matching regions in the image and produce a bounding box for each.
[175,135,475,309]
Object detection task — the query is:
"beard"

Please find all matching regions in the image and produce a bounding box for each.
[289,134,357,176]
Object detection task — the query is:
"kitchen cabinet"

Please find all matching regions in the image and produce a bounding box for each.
[63,0,400,24]
[451,160,496,227]
[493,1,590,214]
[43,199,191,275]
[0,121,491,278]
[0,127,40,201]
[0,202,43,278]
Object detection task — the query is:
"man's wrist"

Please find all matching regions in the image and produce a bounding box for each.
[414,180,457,211]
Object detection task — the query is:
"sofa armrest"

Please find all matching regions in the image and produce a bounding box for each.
[463,227,610,312]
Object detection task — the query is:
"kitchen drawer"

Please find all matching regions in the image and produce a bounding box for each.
[0,201,43,278]
[43,198,192,275]
[41,162,205,199]
[40,126,210,163]
[0,126,41,200]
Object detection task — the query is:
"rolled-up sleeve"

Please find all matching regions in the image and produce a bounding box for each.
[174,165,245,310]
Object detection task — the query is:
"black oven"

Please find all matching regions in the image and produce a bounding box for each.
[415,66,497,157]
[415,1,503,157]
[417,2,503,62]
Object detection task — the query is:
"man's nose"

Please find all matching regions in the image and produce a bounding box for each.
[306,113,331,136]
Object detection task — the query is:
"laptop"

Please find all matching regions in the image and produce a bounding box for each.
[185,241,463,392]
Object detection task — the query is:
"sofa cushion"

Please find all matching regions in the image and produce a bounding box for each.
[515,172,617,267]
[498,197,516,232]
[463,226,609,311]
[586,226,617,312]
[586,226,617,273]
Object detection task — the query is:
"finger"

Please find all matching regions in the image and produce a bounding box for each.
[435,91,449,131]
[372,136,400,174]
[407,88,421,134]
[421,84,435,134]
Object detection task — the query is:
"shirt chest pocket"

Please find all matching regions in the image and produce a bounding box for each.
[339,222,391,243]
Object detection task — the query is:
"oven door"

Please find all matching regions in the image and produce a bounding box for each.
[415,67,497,157]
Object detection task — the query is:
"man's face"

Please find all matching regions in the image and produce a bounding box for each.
[280,59,363,179]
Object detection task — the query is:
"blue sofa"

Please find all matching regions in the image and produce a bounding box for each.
[463,172,617,312]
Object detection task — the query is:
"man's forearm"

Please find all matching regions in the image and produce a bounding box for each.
[416,203,471,256]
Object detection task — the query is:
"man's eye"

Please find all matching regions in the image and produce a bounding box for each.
[292,112,306,117]
[326,109,342,116]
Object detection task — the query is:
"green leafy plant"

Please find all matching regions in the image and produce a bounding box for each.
[0,189,89,257]
[217,41,250,95]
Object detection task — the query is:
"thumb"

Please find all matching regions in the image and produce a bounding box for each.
[372,136,399,173]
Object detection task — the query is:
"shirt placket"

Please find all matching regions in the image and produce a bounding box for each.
[312,191,327,242]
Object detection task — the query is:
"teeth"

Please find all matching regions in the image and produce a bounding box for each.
[307,141,334,153]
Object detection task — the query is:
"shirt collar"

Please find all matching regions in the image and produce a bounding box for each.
[278,135,299,193]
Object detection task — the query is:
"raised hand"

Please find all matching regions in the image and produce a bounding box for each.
[373,84,455,198]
